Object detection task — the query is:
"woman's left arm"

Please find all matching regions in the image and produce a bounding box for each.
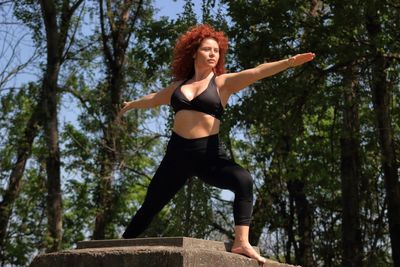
[218,52,315,94]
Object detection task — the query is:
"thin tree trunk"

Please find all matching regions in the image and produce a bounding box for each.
[249,185,269,245]
[286,192,296,264]
[0,104,41,260]
[287,180,315,267]
[340,64,363,267]
[184,178,193,236]
[365,3,400,266]
[282,98,313,267]
[93,0,143,239]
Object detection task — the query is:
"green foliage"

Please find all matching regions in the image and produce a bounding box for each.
[0,83,40,179]
[3,154,48,266]
[13,0,43,46]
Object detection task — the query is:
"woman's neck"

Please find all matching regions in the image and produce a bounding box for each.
[192,68,214,82]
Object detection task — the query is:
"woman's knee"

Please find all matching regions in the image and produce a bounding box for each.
[230,166,254,197]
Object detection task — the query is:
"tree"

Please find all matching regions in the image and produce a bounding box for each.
[365,1,400,265]
[0,2,40,256]
[92,0,148,240]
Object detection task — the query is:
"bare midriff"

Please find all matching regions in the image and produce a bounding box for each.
[172,110,220,139]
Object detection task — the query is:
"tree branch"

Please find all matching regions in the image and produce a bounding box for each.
[99,0,114,68]
[126,0,143,49]
[59,0,76,59]
[62,1,85,62]
[0,35,39,89]
[0,0,12,6]
[59,86,103,124]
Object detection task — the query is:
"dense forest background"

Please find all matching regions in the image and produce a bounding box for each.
[0,0,399,266]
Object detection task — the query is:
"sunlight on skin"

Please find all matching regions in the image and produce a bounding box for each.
[231,225,267,265]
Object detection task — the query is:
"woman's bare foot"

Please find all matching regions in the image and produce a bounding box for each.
[231,242,267,265]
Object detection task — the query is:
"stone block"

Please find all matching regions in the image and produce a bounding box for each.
[29,237,300,267]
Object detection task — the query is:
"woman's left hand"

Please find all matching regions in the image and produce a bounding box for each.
[287,52,316,68]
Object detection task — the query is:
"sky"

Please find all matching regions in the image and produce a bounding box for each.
[155,0,196,18]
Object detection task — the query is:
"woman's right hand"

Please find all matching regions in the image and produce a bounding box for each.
[118,101,130,117]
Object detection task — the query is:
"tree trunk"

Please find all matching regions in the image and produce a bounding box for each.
[183,178,193,236]
[340,64,363,267]
[366,3,400,266]
[0,104,41,260]
[287,180,315,267]
[249,185,269,245]
[40,0,62,252]
[93,0,143,239]
[39,0,83,251]
[286,191,296,264]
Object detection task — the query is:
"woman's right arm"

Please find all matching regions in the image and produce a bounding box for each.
[118,81,180,116]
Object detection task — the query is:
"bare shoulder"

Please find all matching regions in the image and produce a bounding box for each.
[214,74,229,91]
[170,80,184,88]
[214,74,235,102]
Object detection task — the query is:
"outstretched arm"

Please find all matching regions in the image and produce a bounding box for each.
[218,52,315,94]
[118,81,180,116]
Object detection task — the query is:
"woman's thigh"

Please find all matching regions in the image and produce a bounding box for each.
[143,150,192,206]
[198,157,253,196]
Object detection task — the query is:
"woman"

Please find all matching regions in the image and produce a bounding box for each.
[119,24,315,265]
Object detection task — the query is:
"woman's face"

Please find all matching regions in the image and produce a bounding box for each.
[194,38,220,69]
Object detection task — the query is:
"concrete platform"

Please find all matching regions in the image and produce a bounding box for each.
[29,237,300,267]
[76,236,260,253]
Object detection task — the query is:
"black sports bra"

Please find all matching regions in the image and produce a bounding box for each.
[170,74,224,120]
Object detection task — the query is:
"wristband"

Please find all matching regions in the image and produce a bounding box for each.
[287,57,295,68]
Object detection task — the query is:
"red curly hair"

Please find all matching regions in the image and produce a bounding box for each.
[172,24,228,81]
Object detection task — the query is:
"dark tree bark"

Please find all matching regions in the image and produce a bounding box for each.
[39,0,62,252]
[183,178,193,236]
[93,0,143,239]
[269,134,314,266]
[39,0,83,252]
[286,191,296,264]
[249,185,269,245]
[287,180,315,267]
[340,64,363,267]
[283,96,314,267]
[366,2,400,266]
[250,91,312,266]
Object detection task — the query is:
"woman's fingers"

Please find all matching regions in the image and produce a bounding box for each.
[118,101,128,117]
[292,52,316,67]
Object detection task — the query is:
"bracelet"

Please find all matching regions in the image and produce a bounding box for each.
[287,57,295,68]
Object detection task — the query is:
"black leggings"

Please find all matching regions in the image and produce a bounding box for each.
[122,131,254,238]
